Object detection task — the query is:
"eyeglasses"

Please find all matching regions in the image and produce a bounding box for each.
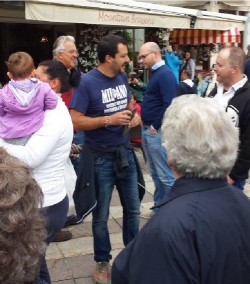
[138,52,154,61]
[61,49,79,56]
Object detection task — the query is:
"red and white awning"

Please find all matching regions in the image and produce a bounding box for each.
[170,28,241,45]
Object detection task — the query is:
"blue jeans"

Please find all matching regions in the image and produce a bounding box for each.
[233,179,246,190]
[142,127,175,207]
[92,149,140,262]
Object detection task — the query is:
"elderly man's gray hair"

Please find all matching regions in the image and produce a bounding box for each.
[162,95,239,179]
[52,35,75,58]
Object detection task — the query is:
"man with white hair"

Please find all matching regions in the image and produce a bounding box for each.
[112,95,250,284]
[209,46,250,190]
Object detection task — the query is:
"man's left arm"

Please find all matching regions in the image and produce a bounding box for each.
[229,104,250,181]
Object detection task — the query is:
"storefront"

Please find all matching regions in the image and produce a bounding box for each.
[169,27,242,71]
[170,28,241,45]
[0,0,247,83]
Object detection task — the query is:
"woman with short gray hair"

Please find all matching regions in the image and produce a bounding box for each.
[112,95,250,284]
[162,94,238,179]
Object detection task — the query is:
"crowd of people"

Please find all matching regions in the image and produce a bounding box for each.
[0,33,250,284]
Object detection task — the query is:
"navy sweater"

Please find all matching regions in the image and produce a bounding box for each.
[141,65,176,130]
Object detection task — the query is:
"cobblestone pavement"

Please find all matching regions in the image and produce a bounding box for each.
[47,148,250,283]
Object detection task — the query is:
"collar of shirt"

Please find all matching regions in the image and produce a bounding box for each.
[215,75,248,109]
[216,75,247,93]
[183,79,194,87]
[151,60,165,71]
[231,75,248,91]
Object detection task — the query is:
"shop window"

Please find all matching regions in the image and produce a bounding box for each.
[77,24,109,73]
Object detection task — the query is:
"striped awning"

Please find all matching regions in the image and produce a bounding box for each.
[170,28,241,45]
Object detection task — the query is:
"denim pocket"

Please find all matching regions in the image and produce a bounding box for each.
[94,155,104,165]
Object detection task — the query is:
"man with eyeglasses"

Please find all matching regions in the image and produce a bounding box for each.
[52,35,83,240]
[139,42,176,219]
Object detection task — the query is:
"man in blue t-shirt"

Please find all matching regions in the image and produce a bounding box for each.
[69,35,141,284]
[139,42,176,219]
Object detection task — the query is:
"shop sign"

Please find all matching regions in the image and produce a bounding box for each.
[98,11,155,26]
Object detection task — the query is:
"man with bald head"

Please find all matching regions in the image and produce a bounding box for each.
[139,42,176,218]
[209,46,250,190]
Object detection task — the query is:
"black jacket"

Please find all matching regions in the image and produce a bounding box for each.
[176,81,197,96]
[209,81,250,180]
[73,143,145,222]
[244,58,250,81]
[112,177,250,284]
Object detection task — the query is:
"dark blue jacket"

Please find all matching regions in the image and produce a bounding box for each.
[112,177,250,284]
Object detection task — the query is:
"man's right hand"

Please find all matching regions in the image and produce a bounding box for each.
[110,110,134,126]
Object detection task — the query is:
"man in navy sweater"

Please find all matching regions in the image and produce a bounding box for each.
[139,42,176,218]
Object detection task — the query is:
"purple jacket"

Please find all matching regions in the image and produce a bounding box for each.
[0,80,58,138]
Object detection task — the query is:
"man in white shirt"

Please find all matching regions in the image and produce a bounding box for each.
[208,47,250,190]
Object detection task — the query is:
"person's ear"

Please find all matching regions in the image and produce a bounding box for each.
[50,78,60,93]
[167,160,181,179]
[31,69,36,78]
[232,64,239,74]
[7,72,13,79]
[105,55,113,64]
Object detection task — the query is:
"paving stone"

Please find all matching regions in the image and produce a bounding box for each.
[47,258,72,282]
[75,277,93,284]
[57,236,93,258]
[66,254,95,278]
[142,190,153,202]
[110,205,123,219]
[110,248,123,264]
[110,188,122,206]
[143,173,153,182]
[115,216,148,231]
[108,218,123,233]
[109,232,124,250]
[46,243,64,260]
[70,222,92,239]
[145,181,156,195]
[52,280,75,284]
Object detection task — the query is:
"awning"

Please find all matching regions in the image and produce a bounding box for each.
[23,0,246,30]
[0,0,246,30]
[170,28,241,45]
[24,0,191,29]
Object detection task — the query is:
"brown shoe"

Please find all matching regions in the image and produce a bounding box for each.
[52,230,72,242]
